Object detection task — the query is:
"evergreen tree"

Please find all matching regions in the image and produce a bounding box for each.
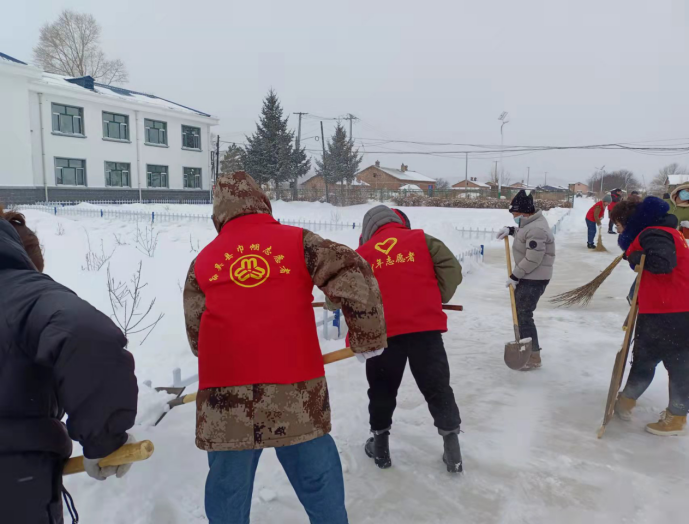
[219,143,245,174]
[244,90,295,189]
[315,124,363,185]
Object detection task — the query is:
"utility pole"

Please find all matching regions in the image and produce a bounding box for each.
[343,114,358,143]
[214,135,220,200]
[464,153,468,193]
[321,121,329,204]
[527,167,530,187]
[544,172,548,186]
[293,112,308,198]
[498,111,510,198]
[596,165,606,196]
[494,161,499,196]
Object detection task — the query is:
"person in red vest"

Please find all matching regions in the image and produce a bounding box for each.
[353,205,464,473]
[183,172,387,524]
[611,197,689,436]
[585,195,610,248]
[607,188,622,234]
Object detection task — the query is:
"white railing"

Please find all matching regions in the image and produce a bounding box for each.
[456,245,484,265]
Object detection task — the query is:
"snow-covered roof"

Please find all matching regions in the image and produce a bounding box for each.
[452,180,490,189]
[376,166,436,183]
[38,73,212,117]
[0,52,27,65]
[667,174,689,185]
[400,184,423,191]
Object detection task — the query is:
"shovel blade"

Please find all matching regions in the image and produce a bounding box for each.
[504,339,533,370]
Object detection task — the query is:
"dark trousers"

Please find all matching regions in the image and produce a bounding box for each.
[608,219,614,233]
[586,219,597,245]
[366,331,461,433]
[622,313,689,416]
[514,279,549,351]
[0,452,64,524]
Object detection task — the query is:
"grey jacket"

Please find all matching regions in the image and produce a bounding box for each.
[512,211,555,281]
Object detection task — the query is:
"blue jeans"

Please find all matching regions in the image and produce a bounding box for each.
[586,219,597,245]
[205,434,348,524]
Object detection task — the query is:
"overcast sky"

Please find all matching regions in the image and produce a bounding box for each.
[2,0,688,187]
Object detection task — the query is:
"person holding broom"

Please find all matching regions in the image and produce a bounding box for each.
[352,205,464,473]
[497,190,556,370]
[607,189,623,234]
[0,207,139,524]
[586,195,611,248]
[183,172,387,524]
[611,197,689,436]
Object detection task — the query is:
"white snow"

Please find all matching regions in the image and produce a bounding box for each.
[14,198,689,523]
[399,184,423,191]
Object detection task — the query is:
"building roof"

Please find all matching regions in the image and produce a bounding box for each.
[452,180,489,188]
[667,174,689,185]
[0,52,27,65]
[1,51,213,118]
[376,166,435,183]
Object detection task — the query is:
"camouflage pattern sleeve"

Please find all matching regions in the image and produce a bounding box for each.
[302,230,387,353]
[425,234,463,303]
[183,258,206,356]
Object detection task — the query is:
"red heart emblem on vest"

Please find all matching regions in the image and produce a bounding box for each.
[375,238,398,255]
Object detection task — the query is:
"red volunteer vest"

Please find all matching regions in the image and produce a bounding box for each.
[357,223,447,338]
[607,201,618,213]
[195,214,324,388]
[586,201,605,222]
[626,226,689,314]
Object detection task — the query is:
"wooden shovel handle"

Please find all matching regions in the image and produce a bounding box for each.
[63,440,155,476]
[505,237,520,330]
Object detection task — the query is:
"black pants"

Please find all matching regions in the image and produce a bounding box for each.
[0,452,64,524]
[366,331,461,433]
[514,279,549,351]
[622,313,689,416]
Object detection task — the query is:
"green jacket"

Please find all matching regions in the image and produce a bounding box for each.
[665,183,689,225]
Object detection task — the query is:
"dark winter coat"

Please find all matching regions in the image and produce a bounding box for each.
[0,219,138,463]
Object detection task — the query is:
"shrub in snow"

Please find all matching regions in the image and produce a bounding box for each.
[390,194,572,211]
[82,230,115,271]
[136,222,160,258]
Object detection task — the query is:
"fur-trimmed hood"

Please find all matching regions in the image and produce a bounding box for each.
[212,171,272,230]
[618,196,675,251]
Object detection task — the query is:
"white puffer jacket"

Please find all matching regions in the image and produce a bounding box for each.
[512,211,555,281]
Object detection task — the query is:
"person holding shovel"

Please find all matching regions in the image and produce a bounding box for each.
[586,195,610,249]
[664,183,689,239]
[611,197,689,436]
[497,190,555,370]
[353,205,464,473]
[0,207,138,524]
[183,172,386,524]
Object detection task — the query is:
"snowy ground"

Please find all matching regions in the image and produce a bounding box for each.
[18,198,689,523]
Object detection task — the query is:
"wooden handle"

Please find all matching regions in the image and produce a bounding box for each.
[312,302,463,311]
[312,302,325,308]
[505,237,520,329]
[63,440,155,476]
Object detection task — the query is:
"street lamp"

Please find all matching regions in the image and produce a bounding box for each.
[596,165,606,196]
[498,112,509,197]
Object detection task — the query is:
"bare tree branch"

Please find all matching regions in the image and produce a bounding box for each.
[33,9,128,85]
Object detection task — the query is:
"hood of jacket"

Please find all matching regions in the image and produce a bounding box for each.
[0,219,36,271]
[670,183,689,209]
[619,196,674,251]
[212,171,273,230]
[361,205,403,243]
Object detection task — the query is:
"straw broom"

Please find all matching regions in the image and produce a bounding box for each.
[550,254,624,307]
[594,226,607,252]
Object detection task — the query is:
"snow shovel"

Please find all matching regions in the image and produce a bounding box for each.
[504,237,533,370]
[63,440,155,476]
[598,254,645,439]
[158,347,358,421]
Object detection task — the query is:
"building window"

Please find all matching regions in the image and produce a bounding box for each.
[55,158,86,186]
[103,112,129,141]
[147,164,168,188]
[105,162,131,187]
[52,104,84,136]
[182,125,201,150]
[183,167,202,189]
[144,119,167,145]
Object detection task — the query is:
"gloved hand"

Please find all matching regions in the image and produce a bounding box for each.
[505,275,519,289]
[356,349,384,363]
[681,221,689,229]
[496,227,516,240]
[83,434,137,481]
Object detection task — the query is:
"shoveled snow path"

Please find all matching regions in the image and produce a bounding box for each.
[54,200,689,523]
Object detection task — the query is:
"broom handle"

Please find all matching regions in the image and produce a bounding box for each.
[171,347,356,407]
[311,302,463,311]
[505,237,520,335]
[63,440,155,476]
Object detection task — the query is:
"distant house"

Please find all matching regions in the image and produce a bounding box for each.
[569,182,588,193]
[667,174,689,190]
[356,161,436,190]
[452,179,490,191]
[300,175,369,190]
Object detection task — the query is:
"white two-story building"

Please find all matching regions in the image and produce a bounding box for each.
[0,52,219,204]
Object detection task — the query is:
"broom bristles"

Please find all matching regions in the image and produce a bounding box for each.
[594,227,608,252]
[550,254,624,307]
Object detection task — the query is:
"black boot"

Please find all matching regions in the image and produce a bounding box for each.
[587,243,595,249]
[442,433,463,473]
[365,431,391,469]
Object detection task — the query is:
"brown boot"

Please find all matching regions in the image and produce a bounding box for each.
[520,352,542,371]
[614,395,636,421]
[646,411,687,436]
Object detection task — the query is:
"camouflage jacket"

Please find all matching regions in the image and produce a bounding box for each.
[183,172,387,451]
